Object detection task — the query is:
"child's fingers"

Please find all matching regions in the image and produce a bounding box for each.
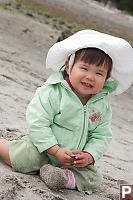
[74,159,85,165]
[74,159,86,167]
[72,150,82,154]
[71,150,82,159]
[65,151,74,161]
[65,150,74,157]
[65,154,73,161]
[75,154,84,160]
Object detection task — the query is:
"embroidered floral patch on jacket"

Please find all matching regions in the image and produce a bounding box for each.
[89,112,102,122]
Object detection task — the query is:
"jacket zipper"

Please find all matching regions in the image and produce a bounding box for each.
[77,105,87,150]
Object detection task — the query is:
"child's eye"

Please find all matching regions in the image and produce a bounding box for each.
[96,72,103,76]
[81,67,88,71]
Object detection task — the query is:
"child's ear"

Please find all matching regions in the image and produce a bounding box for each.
[65,60,69,75]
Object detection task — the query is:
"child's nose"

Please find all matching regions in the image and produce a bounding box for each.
[86,72,95,81]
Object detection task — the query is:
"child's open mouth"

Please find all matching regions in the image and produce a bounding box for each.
[81,82,93,89]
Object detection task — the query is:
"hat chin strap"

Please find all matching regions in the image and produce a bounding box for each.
[68,53,75,79]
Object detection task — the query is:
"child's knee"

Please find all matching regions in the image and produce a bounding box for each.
[9,138,49,173]
[0,138,9,156]
[0,138,11,166]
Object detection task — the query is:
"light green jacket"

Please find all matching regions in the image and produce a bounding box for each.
[26,72,118,166]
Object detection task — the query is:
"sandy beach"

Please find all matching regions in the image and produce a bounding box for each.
[0,0,133,199]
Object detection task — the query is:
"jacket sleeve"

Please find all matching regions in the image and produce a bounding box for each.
[26,85,58,153]
[83,103,112,162]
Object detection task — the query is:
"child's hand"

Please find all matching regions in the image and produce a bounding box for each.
[55,148,73,168]
[71,150,94,167]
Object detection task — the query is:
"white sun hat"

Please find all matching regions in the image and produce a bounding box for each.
[46,29,133,95]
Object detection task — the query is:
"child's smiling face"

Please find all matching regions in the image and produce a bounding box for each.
[65,60,108,102]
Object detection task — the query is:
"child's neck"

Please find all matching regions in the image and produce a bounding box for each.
[72,88,92,105]
[64,75,92,105]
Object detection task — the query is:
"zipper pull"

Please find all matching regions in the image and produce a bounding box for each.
[84,105,87,112]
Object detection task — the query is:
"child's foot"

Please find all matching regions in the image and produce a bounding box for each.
[40,164,76,190]
[40,164,67,190]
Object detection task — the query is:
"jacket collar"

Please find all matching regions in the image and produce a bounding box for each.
[45,72,64,85]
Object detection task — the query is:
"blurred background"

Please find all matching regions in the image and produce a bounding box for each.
[95,0,133,15]
[0,0,133,46]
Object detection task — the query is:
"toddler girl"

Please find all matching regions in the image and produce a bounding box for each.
[0,30,133,194]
